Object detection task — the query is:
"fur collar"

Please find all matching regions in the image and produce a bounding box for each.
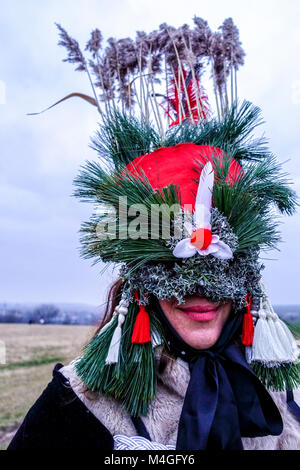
[60,349,300,450]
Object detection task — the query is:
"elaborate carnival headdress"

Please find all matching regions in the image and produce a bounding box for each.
[36,18,299,419]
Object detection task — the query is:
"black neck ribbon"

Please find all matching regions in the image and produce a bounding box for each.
[153,299,283,450]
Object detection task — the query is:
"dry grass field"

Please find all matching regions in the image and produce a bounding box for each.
[0,323,95,450]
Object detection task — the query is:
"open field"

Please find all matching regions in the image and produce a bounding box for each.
[0,323,95,449]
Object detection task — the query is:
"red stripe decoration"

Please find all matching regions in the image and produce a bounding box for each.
[241,293,254,346]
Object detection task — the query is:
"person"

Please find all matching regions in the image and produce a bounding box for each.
[7,278,300,450]
[8,18,300,450]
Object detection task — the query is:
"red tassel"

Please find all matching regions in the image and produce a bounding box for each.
[241,293,254,346]
[131,291,151,344]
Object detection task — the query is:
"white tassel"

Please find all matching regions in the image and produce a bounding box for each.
[99,310,118,335]
[247,281,299,366]
[264,294,299,363]
[245,302,258,364]
[245,303,259,363]
[105,298,129,365]
[245,346,252,364]
[151,330,163,349]
[249,304,276,363]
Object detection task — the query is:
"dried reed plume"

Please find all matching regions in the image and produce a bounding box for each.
[48,18,246,133]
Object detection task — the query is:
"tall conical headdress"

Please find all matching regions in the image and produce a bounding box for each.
[34,17,299,416]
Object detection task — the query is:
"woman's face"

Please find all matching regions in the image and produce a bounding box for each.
[158,294,232,349]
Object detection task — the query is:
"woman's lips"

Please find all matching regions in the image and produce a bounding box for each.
[178,304,218,322]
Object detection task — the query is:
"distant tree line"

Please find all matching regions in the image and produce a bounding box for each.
[0,304,101,325]
[0,303,299,325]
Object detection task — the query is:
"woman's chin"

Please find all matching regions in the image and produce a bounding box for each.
[180,325,223,350]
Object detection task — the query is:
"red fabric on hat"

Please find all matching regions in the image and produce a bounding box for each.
[124,143,242,211]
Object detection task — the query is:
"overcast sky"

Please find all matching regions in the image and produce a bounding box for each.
[1,0,300,307]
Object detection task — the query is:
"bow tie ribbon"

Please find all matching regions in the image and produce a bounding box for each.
[153,299,283,450]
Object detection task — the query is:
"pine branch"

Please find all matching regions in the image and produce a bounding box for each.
[76,301,165,416]
[252,361,300,391]
[162,101,269,163]
[90,112,161,170]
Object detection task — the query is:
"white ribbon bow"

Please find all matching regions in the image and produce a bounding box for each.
[172,161,233,260]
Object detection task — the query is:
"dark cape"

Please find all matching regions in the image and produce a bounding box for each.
[7,363,114,450]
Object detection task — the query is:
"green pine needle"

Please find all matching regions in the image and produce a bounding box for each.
[251,361,300,391]
[76,301,165,416]
[90,111,161,171]
[162,101,270,163]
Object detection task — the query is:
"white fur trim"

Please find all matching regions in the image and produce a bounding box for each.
[60,353,300,450]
